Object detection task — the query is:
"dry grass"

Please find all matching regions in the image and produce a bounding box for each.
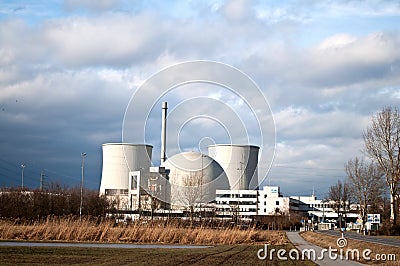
[0,217,287,245]
[301,231,399,265]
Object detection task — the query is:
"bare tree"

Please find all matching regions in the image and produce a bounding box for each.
[179,172,204,224]
[345,157,385,230]
[328,180,350,229]
[363,107,400,226]
[229,202,240,224]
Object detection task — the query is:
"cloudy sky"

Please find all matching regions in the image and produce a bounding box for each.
[0,0,399,198]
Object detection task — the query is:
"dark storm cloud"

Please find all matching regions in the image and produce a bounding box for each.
[0,0,399,195]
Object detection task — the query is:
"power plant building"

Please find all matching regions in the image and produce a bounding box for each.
[98,122,347,224]
[99,102,263,213]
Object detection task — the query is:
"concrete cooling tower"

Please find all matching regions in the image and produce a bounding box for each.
[161,151,229,206]
[208,144,259,190]
[100,143,153,196]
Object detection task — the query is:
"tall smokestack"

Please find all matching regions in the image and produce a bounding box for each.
[161,102,168,163]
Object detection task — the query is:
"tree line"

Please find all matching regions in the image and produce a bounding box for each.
[328,106,400,233]
[0,184,111,220]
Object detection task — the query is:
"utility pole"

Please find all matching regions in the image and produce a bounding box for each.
[238,159,245,189]
[201,154,206,221]
[80,152,86,221]
[40,170,46,191]
[21,164,25,189]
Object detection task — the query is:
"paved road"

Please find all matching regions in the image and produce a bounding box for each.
[318,230,400,248]
[286,231,363,266]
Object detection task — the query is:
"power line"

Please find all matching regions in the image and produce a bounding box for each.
[0,157,89,188]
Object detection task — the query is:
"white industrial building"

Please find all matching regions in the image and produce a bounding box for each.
[128,166,170,211]
[215,186,291,219]
[215,189,258,218]
[214,185,362,229]
[290,194,360,225]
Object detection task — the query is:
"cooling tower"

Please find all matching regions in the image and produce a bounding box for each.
[100,143,153,195]
[161,151,229,206]
[208,144,259,190]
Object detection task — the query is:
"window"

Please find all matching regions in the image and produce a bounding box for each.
[149,184,157,192]
[105,189,128,195]
[264,202,266,205]
[105,189,115,195]
[243,194,257,198]
[276,201,279,206]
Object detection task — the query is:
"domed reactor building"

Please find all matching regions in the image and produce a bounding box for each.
[161,151,229,207]
[99,102,260,214]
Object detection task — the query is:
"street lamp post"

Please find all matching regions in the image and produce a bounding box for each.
[200,154,207,220]
[21,164,25,189]
[200,155,204,221]
[80,152,86,221]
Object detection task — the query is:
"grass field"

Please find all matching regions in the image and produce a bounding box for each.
[0,244,316,265]
[301,231,399,265]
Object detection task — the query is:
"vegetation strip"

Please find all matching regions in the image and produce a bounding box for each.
[301,231,399,265]
[0,217,286,245]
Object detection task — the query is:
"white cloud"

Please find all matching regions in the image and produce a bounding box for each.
[274,106,370,140]
[43,13,165,67]
[320,0,400,17]
[316,33,357,50]
[218,0,255,22]
[63,0,121,11]
[301,32,399,86]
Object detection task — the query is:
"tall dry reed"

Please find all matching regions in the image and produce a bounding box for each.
[0,217,287,245]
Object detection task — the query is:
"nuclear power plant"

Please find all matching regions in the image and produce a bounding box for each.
[98,102,353,226]
[99,102,261,216]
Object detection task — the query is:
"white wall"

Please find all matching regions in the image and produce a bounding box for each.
[100,143,152,195]
[208,145,259,190]
[258,186,289,215]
